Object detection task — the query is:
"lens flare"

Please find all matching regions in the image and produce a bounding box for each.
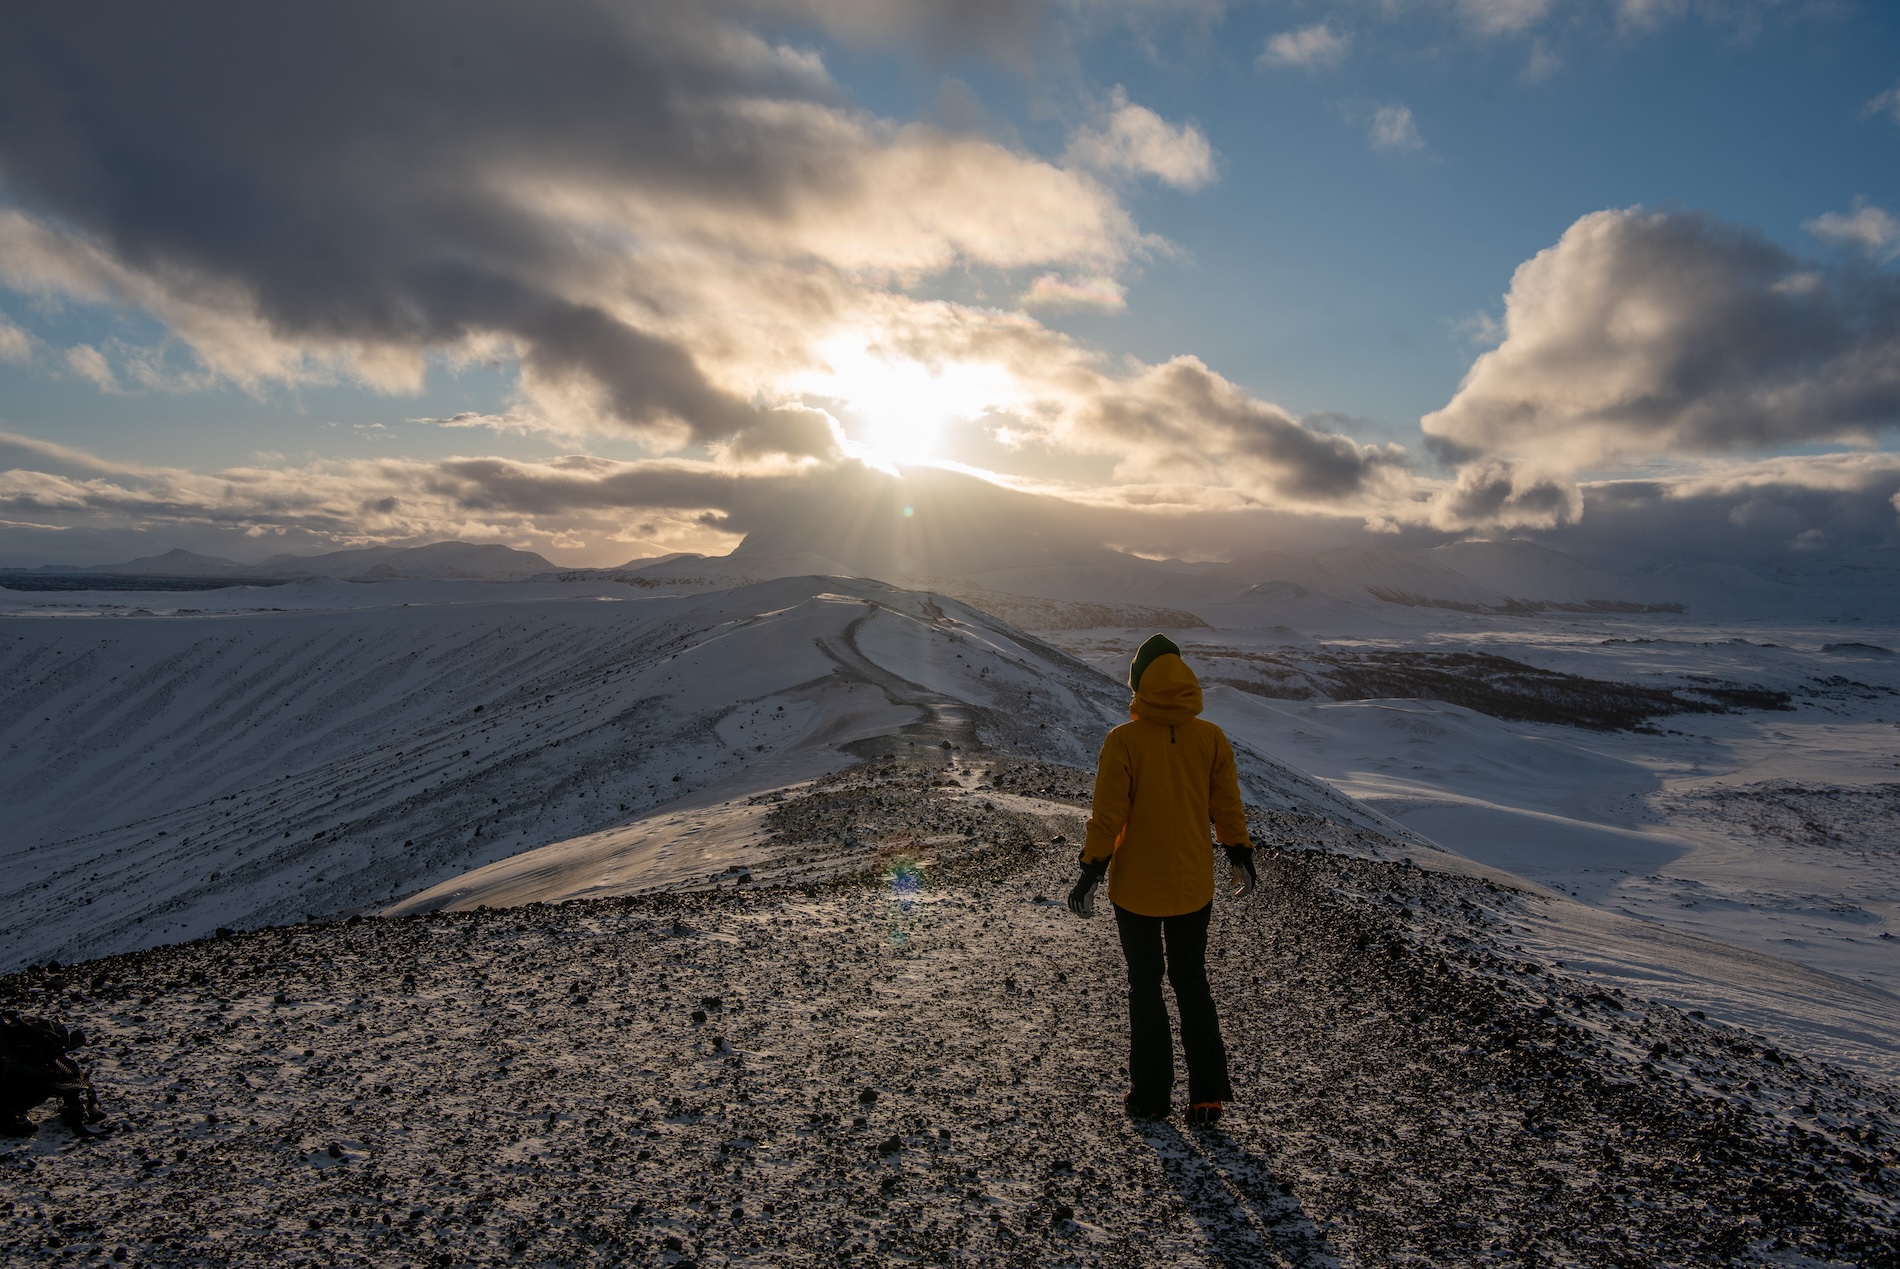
[883,852,927,947]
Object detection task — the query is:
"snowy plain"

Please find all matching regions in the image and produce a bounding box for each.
[1051,611,1900,1054]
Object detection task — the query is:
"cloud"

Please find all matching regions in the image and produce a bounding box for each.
[1806,199,1900,261]
[1613,0,1687,32]
[7,430,1894,577]
[0,314,31,363]
[1421,450,1900,560]
[749,0,1045,62]
[0,430,1125,573]
[1520,39,1560,82]
[1258,24,1350,70]
[1458,0,1552,37]
[63,344,117,392]
[1867,81,1900,127]
[0,431,775,564]
[1428,460,1581,531]
[1063,88,1216,190]
[1018,273,1127,310]
[1424,207,1900,472]
[1369,105,1424,151]
[1548,451,1900,568]
[1059,355,1413,507]
[0,2,1145,458]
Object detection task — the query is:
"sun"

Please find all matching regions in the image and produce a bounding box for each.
[799,337,1013,467]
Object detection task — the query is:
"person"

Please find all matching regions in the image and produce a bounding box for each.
[1068,633,1257,1124]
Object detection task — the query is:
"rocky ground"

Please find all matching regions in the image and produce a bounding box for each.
[4,759,1898,1267]
[1661,782,1900,856]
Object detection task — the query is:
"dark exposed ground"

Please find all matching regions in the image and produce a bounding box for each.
[920,585,1211,635]
[1659,782,1900,855]
[0,576,298,593]
[1195,648,1794,732]
[3,764,1897,1268]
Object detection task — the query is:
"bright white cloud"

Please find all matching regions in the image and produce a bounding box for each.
[1063,88,1216,190]
[1258,24,1350,70]
[1369,105,1424,151]
[1806,200,1900,261]
[1425,207,1900,476]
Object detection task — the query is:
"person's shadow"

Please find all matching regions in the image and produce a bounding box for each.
[1137,1121,1339,1268]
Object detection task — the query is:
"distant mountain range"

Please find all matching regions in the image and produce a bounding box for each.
[8,541,560,581]
[6,529,1895,622]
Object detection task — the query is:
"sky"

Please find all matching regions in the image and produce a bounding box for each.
[1,0,1898,571]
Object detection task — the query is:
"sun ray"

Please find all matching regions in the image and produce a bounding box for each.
[793,336,1016,467]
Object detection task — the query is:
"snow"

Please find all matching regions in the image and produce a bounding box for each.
[5,806,1895,1265]
[7,558,1897,1053]
[1030,598,1900,1081]
[1,573,1367,970]
[5,553,1900,1261]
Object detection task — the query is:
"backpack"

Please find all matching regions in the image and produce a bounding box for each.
[0,1010,102,1135]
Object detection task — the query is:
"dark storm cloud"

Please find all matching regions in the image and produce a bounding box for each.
[428,456,1111,573]
[1428,460,1581,531]
[1073,355,1410,504]
[1543,457,1900,569]
[0,1,1051,456]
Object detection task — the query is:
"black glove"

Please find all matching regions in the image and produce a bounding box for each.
[1223,844,1257,898]
[1068,856,1109,918]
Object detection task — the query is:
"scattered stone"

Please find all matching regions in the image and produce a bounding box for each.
[0,782,1893,1267]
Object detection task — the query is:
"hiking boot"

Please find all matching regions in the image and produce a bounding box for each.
[1185,1102,1223,1125]
[1124,1092,1169,1121]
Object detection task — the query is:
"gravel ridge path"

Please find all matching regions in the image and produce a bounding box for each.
[4,763,1897,1267]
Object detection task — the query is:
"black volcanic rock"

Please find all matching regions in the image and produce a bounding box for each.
[0,785,1894,1267]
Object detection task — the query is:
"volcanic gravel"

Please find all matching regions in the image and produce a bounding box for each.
[4,765,1898,1268]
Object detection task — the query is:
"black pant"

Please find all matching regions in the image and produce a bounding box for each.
[1113,901,1232,1106]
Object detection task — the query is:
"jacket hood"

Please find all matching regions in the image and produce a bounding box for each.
[1130,652,1203,724]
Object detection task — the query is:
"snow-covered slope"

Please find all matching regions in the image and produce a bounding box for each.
[537,550,863,592]
[0,573,1385,970]
[1634,556,1900,624]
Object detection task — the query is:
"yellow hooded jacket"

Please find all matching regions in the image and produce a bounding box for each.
[1082,652,1250,917]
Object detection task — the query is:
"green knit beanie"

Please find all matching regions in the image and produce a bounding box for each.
[1128,633,1181,691]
